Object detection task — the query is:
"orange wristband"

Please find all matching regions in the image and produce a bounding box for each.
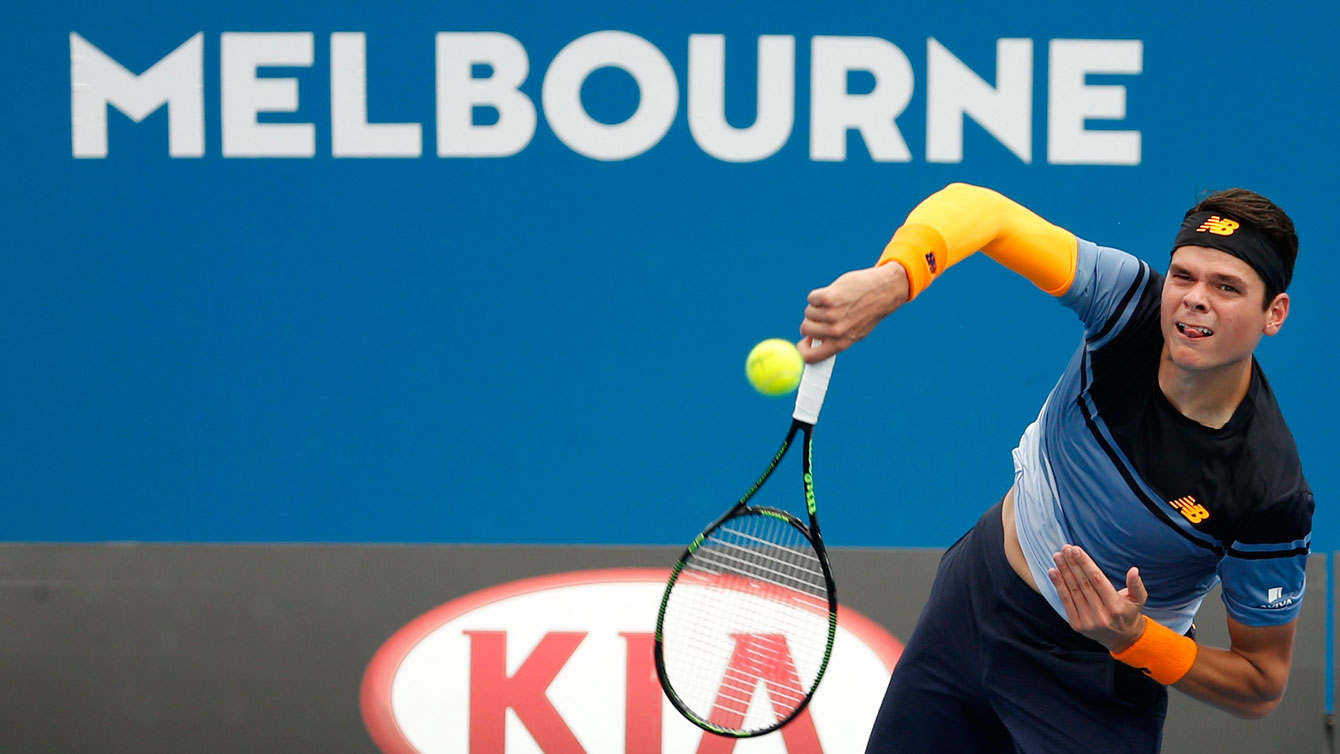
[876,224,949,301]
[1110,618,1197,685]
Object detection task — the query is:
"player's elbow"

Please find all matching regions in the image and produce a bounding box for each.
[924,183,1007,219]
[1232,695,1282,720]
[1228,682,1287,720]
[936,182,994,202]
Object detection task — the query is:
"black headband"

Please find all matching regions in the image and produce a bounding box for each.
[1172,211,1291,294]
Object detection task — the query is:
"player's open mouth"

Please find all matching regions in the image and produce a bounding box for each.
[1176,322,1213,339]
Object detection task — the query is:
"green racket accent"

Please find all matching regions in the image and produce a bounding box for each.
[686,533,705,553]
[809,607,839,694]
[737,438,792,502]
[803,431,817,515]
[804,471,816,516]
[685,715,749,738]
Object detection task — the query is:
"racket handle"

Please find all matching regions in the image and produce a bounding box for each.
[793,339,836,425]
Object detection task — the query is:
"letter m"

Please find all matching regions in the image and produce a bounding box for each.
[70,32,204,158]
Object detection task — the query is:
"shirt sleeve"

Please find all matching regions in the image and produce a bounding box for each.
[1057,239,1155,346]
[1216,491,1314,626]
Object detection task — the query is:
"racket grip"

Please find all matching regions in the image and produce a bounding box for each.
[793,340,836,425]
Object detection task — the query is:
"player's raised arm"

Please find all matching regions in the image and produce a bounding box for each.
[799,183,1077,363]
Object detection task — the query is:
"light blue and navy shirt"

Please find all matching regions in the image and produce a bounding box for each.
[1013,239,1313,634]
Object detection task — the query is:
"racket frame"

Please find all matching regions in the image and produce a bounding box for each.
[653,418,838,738]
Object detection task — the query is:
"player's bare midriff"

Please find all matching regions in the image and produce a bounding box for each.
[1002,486,1042,592]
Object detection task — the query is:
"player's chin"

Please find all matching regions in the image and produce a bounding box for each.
[1165,341,1219,371]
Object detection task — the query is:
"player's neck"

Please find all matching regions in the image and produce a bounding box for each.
[1157,348,1253,430]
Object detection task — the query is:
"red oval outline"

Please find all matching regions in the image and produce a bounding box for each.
[360,567,903,754]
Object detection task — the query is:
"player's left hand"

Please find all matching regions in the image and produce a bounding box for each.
[1048,544,1148,652]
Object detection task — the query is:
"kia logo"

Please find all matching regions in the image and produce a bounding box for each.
[362,568,902,753]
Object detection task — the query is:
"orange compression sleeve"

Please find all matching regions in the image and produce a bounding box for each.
[875,183,1079,300]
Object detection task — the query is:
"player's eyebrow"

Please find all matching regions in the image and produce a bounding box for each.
[1209,271,1249,288]
[1168,262,1250,289]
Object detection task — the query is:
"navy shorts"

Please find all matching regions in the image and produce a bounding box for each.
[866,501,1168,753]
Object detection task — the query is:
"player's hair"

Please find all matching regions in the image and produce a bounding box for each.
[1185,189,1298,307]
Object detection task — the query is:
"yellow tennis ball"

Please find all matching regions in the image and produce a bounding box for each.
[745,339,804,396]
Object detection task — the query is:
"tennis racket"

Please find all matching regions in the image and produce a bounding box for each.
[655,347,837,738]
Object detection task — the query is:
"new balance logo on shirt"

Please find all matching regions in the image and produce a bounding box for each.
[1168,495,1210,524]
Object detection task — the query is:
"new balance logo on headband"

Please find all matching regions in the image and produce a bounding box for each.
[1196,216,1240,236]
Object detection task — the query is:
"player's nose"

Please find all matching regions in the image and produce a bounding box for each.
[1183,283,1210,311]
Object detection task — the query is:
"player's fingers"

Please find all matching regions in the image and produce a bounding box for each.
[799,319,835,339]
[804,304,838,323]
[797,336,842,363]
[1059,547,1106,616]
[807,287,832,306]
[1047,567,1080,622]
[1126,567,1148,606]
[1067,545,1119,603]
[1053,550,1096,618]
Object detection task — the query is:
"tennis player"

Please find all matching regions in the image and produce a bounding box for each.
[798,184,1310,753]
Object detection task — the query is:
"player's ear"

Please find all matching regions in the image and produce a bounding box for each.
[1263,292,1289,336]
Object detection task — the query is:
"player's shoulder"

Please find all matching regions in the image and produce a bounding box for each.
[1080,241,1163,348]
[1063,239,1162,345]
[1243,364,1309,498]
[1071,239,1152,291]
[1225,364,1314,547]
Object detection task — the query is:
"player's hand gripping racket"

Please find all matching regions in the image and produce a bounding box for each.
[655,346,837,737]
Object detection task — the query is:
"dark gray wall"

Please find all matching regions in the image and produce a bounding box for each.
[0,545,1328,753]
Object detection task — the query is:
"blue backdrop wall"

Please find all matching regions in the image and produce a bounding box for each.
[4,1,1337,548]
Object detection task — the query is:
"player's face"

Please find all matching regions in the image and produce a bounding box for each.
[1160,245,1287,373]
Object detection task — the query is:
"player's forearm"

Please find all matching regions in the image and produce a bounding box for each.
[876,183,1077,300]
[1173,644,1291,719]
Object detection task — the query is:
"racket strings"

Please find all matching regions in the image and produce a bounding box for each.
[662,510,832,733]
[691,528,825,593]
